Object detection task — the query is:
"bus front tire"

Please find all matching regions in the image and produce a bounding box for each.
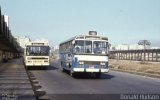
[25,66,29,70]
[62,68,65,72]
[43,66,47,70]
[70,70,75,77]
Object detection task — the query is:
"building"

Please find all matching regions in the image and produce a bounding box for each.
[50,45,59,59]
[151,47,160,49]
[0,9,21,62]
[15,36,31,49]
[15,36,31,52]
[110,44,150,51]
[4,15,9,27]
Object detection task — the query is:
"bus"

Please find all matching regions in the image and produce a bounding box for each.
[59,31,109,78]
[24,41,50,69]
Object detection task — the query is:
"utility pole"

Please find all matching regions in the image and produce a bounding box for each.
[138,40,151,61]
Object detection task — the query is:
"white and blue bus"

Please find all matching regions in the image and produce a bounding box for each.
[59,31,109,78]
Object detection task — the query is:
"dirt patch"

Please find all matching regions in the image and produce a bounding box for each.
[109,59,160,75]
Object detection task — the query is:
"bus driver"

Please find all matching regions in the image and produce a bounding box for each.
[94,43,101,53]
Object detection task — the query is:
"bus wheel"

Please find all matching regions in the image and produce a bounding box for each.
[70,70,75,77]
[95,73,101,78]
[43,66,47,70]
[62,68,65,72]
[26,66,29,70]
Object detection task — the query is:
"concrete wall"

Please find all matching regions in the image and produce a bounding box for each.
[8,52,13,59]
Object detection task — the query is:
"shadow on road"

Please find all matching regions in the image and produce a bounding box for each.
[101,74,115,79]
[63,71,115,80]
[26,65,59,70]
[75,74,115,80]
[47,65,59,70]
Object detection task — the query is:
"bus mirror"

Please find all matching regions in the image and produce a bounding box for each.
[72,40,75,45]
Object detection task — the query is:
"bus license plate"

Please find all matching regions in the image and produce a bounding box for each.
[90,66,94,69]
[34,61,41,63]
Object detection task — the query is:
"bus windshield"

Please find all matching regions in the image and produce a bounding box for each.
[26,46,50,56]
[74,40,108,55]
[93,41,108,54]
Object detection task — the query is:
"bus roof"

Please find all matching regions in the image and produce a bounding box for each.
[59,34,108,45]
[26,41,49,46]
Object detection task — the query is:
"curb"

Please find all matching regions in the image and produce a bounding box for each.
[110,68,160,79]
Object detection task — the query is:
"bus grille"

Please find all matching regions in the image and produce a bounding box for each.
[31,58,48,59]
[84,61,100,65]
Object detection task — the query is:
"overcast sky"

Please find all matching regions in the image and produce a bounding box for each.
[0,0,160,47]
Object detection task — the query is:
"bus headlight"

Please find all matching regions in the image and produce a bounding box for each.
[79,61,84,65]
[66,62,69,66]
[28,61,32,63]
[27,57,32,60]
[100,62,106,66]
[101,62,109,68]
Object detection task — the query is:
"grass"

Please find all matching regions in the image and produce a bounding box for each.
[109,59,160,75]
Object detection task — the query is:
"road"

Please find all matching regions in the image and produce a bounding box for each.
[30,59,160,100]
[1,58,160,100]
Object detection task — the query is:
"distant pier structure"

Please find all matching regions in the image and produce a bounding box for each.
[109,49,160,62]
[109,43,160,62]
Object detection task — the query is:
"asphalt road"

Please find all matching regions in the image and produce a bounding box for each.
[30,59,160,100]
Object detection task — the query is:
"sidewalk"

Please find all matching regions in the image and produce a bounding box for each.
[0,58,36,100]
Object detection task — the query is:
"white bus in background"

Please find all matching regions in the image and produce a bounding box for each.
[59,31,109,78]
[24,41,50,69]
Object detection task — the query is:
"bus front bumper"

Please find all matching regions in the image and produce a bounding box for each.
[25,63,49,66]
[73,68,109,73]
